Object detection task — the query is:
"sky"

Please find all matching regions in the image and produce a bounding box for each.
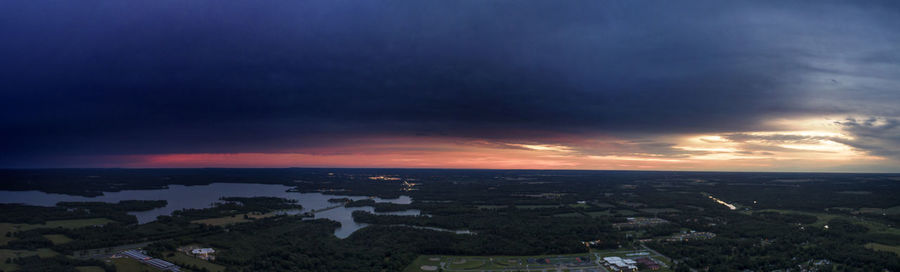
[1,1,899,172]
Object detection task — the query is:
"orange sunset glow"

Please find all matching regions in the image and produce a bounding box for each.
[105,118,892,172]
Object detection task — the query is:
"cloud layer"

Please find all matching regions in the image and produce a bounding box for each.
[1,1,898,171]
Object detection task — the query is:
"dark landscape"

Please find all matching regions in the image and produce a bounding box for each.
[0,169,897,271]
[2,0,899,271]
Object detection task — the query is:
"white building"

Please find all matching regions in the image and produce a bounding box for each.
[602,256,638,272]
[191,248,215,255]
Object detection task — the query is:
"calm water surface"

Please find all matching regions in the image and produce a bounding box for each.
[0,183,418,238]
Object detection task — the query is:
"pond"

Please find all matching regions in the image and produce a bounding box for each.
[0,183,419,238]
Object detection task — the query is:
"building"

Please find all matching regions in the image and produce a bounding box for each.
[121,249,181,271]
[121,250,152,260]
[602,257,637,272]
[191,248,215,256]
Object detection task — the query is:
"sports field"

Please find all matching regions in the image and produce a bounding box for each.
[162,251,226,272]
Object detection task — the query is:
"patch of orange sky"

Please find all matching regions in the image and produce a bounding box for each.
[106,117,894,171]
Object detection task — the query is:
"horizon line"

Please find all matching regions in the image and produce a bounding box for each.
[1,167,897,175]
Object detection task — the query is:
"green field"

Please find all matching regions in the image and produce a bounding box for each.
[43,234,74,245]
[0,224,15,245]
[191,212,279,226]
[865,243,900,256]
[35,218,115,229]
[1,218,114,233]
[859,206,900,215]
[827,206,900,216]
[404,256,442,272]
[592,202,616,208]
[613,209,639,216]
[1,218,115,246]
[569,203,590,208]
[586,210,612,217]
[888,206,900,215]
[75,266,107,272]
[163,251,226,272]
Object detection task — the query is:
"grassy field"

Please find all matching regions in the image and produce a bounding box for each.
[403,256,441,272]
[43,218,113,228]
[163,251,226,272]
[1,218,114,233]
[592,202,616,208]
[586,210,612,217]
[0,248,58,271]
[0,224,15,245]
[613,209,639,216]
[887,206,900,215]
[827,206,900,216]
[865,243,900,256]
[1,218,114,246]
[859,206,900,215]
[112,257,155,272]
[75,266,107,272]
[569,203,590,208]
[43,234,74,245]
[191,212,278,226]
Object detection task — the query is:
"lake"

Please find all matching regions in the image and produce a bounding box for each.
[0,183,419,238]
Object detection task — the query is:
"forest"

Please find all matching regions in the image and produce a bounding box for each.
[0,169,898,271]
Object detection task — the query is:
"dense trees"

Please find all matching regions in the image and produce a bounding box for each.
[1,169,898,271]
[0,200,165,225]
[173,197,302,221]
[648,212,900,270]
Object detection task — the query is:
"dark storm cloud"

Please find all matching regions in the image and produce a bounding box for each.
[835,118,900,160]
[1,0,899,165]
